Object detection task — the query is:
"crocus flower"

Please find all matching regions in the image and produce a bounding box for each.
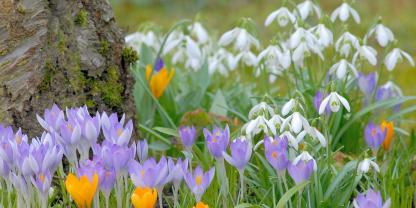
[353,189,391,208]
[264,136,289,173]
[179,126,197,148]
[36,104,65,132]
[128,157,169,189]
[204,125,230,159]
[223,137,252,171]
[131,186,157,208]
[100,141,136,173]
[358,72,377,96]
[319,92,351,115]
[65,173,99,208]
[365,122,386,151]
[137,139,149,163]
[145,58,174,99]
[288,152,316,184]
[168,157,188,188]
[380,121,394,151]
[184,166,215,202]
[194,202,209,208]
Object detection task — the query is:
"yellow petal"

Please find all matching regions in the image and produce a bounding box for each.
[381,121,394,151]
[146,64,152,81]
[131,187,157,208]
[194,202,209,208]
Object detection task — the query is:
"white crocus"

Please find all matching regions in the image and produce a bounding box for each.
[281,99,295,116]
[296,0,321,20]
[335,32,360,57]
[296,127,327,147]
[245,116,277,139]
[357,158,380,174]
[353,45,378,66]
[293,151,317,170]
[309,24,334,48]
[280,112,310,134]
[330,3,360,24]
[366,24,394,47]
[248,102,275,120]
[384,48,415,71]
[265,7,297,27]
[189,22,209,44]
[319,92,351,114]
[219,27,260,51]
[329,59,358,79]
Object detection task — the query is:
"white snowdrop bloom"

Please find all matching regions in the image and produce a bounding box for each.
[257,45,288,74]
[125,31,161,52]
[281,99,295,116]
[238,51,259,67]
[219,27,260,51]
[357,158,380,174]
[185,36,204,71]
[279,47,292,69]
[309,24,333,48]
[264,7,297,27]
[353,45,378,66]
[188,22,209,44]
[296,127,327,147]
[366,24,394,47]
[335,32,360,57]
[269,114,284,128]
[292,41,324,65]
[296,0,321,20]
[384,48,415,71]
[281,131,299,150]
[319,92,351,115]
[328,59,358,79]
[225,52,242,71]
[290,27,324,64]
[163,31,184,55]
[289,28,318,49]
[293,151,317,170]
[172,48,187,65]
[330,3,361,24]
[280,112,310,134]
[245,115,277,138]
[208,55,228,76]
[249,102,275,120]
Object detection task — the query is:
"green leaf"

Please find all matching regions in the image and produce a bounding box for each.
[209,90,228,117]
[148,140,171,151]
[276,181,309,208]
[323,160,357,200]
[139,44,154,67]
[153,126,179,137]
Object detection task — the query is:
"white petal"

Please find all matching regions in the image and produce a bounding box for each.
[318,95,330,115]
[335,93,351,112]
[281,99,295,116]
[265,10,279,26]
[291,112,303,134]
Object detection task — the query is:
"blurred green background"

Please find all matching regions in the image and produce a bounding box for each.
[110,0,416,105]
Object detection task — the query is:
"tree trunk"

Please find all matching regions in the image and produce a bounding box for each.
[0,0,137,137]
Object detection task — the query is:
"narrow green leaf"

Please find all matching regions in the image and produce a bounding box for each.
[153,127,179,137]
[277,181,309,208]
[323,160,357,200]
[210,90,228,117]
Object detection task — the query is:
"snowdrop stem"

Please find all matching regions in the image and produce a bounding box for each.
[298,190,302,207]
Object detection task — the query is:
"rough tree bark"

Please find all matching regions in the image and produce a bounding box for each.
[0,0,137,137]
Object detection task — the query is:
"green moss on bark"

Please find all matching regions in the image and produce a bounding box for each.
[74,10,88,26]
[122,46,138,65]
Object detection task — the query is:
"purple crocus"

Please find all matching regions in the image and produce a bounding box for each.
[137,139,149,163]
[101,112,133,146]
[128,156,169,189]
[204,125,230,159]
[353,189,391,208]
[313,91,330,114]
[184,166,215,202]
[288,152,316,184]
[36,104,65,132]
[358,72,377,96]
[223,137,252,171]
[364,122,386,151]
[168,157,188,188]
[93,141,136,174]
[155,58,164,72]
[264,136,289,173]
[179,126,197,148]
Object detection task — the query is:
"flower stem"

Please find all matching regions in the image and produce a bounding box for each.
[298,190,302,208]
[238,169,245,203]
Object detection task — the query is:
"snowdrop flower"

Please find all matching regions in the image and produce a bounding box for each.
[353,45,378,66]
[219,28,260,51]
[257,45,282,67]
[269,115,284,129]
[163,31,184,55]
[248,102,275,120]
[125,31,161,52]
[290,27,324,64]
[358,72,378,96]
[357,158,380,174]
[236,51,259,67]
[189,22,209,44]
[330,3,361,24]
[281,99,295,116]
[281,131,299,150]
[245,116,276,139]
[319,92,351,115]
[296,127,327,147]
[264,7,296,27]
[366,24,394,47]
[376,81,403,101]
[280,112,310,134]
[292,151,317,171]
[335,32,360,57]
[328,59,358,79]
[384,48,414,71]
[296,0,321,20]
[185,36,204,71]
[309,24,334,48]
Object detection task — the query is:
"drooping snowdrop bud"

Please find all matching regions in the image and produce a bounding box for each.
[219,27,260,52]
[328,59,358,79]
[319,92,351,115]
[248,102,275,119]
[280,112,310,134]
[330,3,361,24]
[264,7,296,27]
[281,99,295,116]
[384,48,415,71]
[353,45,378,66]
[296,0,321,20]
[357,158,380,174]
[335,32,360,57]
[366,24,394,47]
[353,189,391,208]
[288,151,316,184]
[358,72,377,96]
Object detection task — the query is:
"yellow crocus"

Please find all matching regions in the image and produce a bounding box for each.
[131,186,157,208]
[146,64,174,99]
[65,173,98,208]
[381,120,394,151]
[193,202,209,208]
